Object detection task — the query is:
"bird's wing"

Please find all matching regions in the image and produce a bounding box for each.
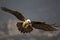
[32,21,58,31]
[1,7,26,21]
[16,22,33,33]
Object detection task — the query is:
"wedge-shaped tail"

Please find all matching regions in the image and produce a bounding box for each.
[17,22,33,33]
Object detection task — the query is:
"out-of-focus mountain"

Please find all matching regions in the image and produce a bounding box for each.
[0,19,60,40]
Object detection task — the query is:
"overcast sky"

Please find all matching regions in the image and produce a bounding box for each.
[0,0,60,40]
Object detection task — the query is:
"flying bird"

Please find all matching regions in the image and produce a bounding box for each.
[1,7,58,33]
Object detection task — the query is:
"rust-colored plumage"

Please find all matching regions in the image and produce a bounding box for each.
[1,7,58,33]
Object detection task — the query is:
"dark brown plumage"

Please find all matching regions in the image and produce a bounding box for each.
[32,21,57,31]
[17,22,33,33]
[1,7,58,33]
[1,7,26,21]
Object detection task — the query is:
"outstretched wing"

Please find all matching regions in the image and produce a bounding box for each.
[1,7,26,21]
[16,22,33,33]
[32,21,58,31]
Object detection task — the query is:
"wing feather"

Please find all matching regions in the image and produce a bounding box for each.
[32,21,58,31]
[1,7,26,21]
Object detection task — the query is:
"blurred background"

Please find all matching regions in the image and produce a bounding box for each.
[0,0,60,40]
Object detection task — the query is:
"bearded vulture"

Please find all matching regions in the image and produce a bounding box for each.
[1,7,58,33]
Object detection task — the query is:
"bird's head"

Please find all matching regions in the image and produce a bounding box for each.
[26,19,31,23]
[22,19,32,28]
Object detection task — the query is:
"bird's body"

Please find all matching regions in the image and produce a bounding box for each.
[1,7,58,33]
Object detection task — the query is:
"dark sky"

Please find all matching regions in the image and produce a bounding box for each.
[0,0,60,40]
